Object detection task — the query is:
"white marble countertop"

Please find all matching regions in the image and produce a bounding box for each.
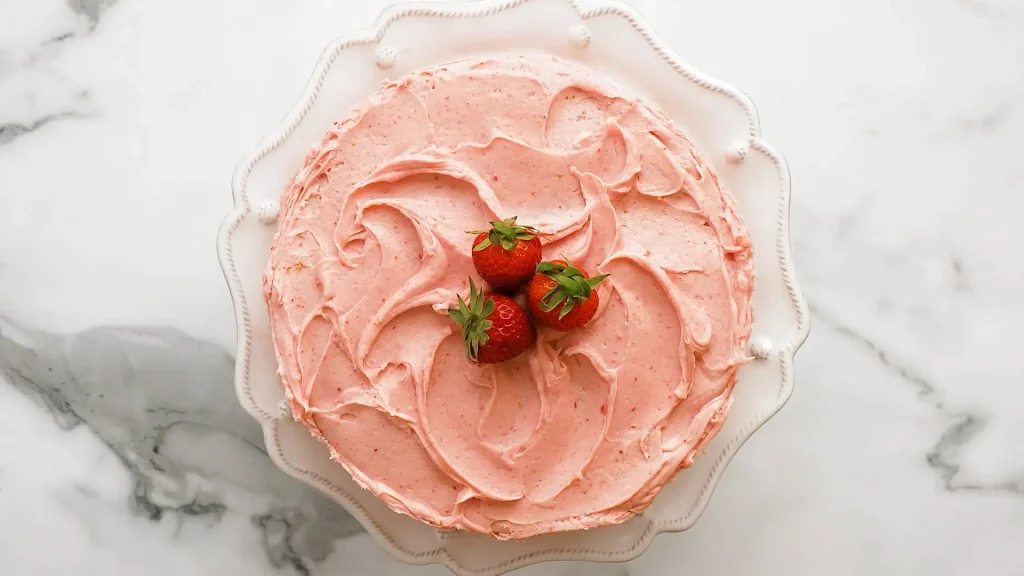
[1,0,1022,574]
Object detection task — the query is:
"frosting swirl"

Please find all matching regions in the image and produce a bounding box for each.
[264,55,754,539]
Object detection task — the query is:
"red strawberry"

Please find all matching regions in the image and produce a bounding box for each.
[448,278,536,364]
[470,216,542,293]
[526,260,609,331]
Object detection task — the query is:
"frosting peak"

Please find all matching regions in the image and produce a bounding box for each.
[264,55,754,539]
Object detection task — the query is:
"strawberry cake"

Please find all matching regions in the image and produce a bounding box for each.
[263,54,754,539]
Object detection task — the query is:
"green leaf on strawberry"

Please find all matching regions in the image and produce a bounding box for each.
[470,216,537,252]
[536,259,609,319]
[447,278,495,360]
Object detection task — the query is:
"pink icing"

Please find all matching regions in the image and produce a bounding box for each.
[263,55,754,539]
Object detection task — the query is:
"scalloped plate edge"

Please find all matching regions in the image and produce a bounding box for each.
[216,0,810,574]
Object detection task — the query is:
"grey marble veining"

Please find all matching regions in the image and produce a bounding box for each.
[811,306,1023,495]
[2,0,1023,574]
[0,110,85,146]
[0,318,363,573]
[68,0,119,25]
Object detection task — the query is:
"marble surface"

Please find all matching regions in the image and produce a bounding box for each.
[1,0,1022,574]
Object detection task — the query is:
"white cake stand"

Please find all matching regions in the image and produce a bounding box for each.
[217,1,810,573]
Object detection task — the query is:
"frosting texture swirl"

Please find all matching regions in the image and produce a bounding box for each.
[264,55,754,539]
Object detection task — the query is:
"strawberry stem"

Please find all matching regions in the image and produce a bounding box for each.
[447,278,495,361]
[470,216,537,252]
[536,260,609,319]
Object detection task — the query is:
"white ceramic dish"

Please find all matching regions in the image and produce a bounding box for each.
[217,0,809,573]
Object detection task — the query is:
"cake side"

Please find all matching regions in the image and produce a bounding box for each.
[262,54,754,539]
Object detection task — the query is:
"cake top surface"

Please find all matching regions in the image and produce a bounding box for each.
[263,54,753,539]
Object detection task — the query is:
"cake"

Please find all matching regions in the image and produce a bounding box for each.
[263,55,754,539]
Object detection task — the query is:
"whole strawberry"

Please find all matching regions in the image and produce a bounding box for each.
[470,216,542,293]
[449,278,536,364]
[526,260,609,331]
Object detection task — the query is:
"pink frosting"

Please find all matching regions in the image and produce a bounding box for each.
[263,55,754,539]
